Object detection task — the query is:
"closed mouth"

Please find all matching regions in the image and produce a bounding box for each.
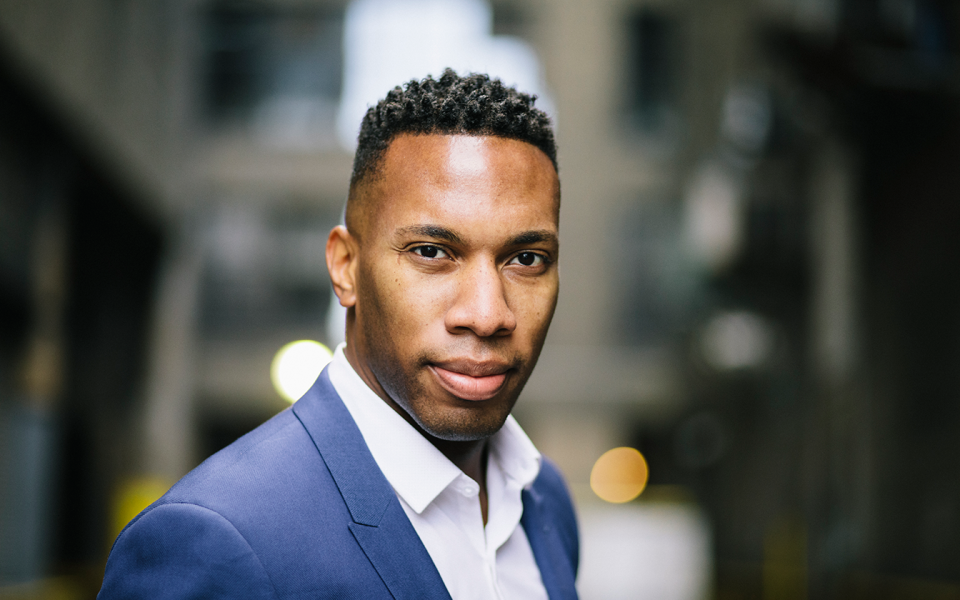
[429,361,511,401]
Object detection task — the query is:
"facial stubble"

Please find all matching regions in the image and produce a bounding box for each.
[354,263,546,443]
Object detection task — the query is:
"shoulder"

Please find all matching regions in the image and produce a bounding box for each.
[99,502,279,600]
[160,407,315,511]
[528,456,580,568]
[102,408,325,589]
[531,457,577,519]
[131,402,355,548]
[533,457,570,493]
[101,393,382,598]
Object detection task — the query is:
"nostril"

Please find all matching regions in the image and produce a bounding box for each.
[445,274,516,337]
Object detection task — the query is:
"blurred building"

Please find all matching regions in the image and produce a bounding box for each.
[1,0,960,599]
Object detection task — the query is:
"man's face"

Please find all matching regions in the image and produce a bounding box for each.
[332,134,559,442]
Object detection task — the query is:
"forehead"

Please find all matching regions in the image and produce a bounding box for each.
[363,134,560,233]
[382,134,557,189]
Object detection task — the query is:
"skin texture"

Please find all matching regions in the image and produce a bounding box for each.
[326,134,560,520]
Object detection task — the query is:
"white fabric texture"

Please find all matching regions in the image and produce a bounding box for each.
[327,344,548,600]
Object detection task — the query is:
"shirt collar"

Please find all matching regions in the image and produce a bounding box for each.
[325,344,541,513]
[489,415,542,491]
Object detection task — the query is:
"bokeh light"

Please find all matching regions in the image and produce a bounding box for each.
[590,447,649,504]
[270,340,333,403]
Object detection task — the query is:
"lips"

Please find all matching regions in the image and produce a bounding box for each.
[430,361,510,401]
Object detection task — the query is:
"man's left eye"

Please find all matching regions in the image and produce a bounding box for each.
[509,252,544,267]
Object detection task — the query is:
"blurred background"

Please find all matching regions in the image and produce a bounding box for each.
[1,0,959,598]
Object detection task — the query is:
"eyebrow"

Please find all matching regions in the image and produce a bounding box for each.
[395,225,558,247]
[395,225,464,245]
[509,230,558,246]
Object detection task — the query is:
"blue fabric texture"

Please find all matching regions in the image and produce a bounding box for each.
[98,368,580,599]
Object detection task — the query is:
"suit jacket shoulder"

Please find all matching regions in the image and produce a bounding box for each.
[100,370,447,600]
[99,369,579,600]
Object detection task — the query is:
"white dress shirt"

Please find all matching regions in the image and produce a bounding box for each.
[327,344,549,600]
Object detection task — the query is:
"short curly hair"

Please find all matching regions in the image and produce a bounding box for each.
[349,68,557,189]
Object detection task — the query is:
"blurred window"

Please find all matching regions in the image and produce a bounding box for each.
[335,0,552,149]
[201,2,344,145]
[624,9,681,136]
[491,1,529,38]
[199,204,338,339]
[614,199,695,346]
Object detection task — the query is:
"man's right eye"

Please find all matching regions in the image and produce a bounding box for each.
[412,245,447,259]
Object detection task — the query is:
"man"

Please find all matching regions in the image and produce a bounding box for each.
[99,70,578,600]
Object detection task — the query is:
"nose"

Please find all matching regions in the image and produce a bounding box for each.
[445,262,517,338]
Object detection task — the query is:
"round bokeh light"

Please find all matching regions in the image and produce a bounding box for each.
[590,446,649,503]
[271,340,333,403]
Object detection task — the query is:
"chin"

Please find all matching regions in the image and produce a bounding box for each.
[411,406,513,442]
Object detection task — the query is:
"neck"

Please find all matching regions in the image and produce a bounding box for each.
[342,338,489,480]
[429,437,488,483]
[429,436,489,525]
[343,337,491,522]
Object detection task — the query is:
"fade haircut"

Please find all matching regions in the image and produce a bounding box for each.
[349,68,557,192]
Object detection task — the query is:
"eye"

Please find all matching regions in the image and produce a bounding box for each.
[509,252,545,267]
[412,245,448,259]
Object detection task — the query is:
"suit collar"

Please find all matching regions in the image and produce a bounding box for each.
[522,486,580,600]
[326,347,462,515]
[292,368,452,600]
[293,368,394,526]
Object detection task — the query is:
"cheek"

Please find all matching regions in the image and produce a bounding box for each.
[510,283,559,335]
[356,260,400,333]
[376,266,451,335]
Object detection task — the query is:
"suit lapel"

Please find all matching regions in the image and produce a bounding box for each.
[293,369,451,600]
[522,487,579,600]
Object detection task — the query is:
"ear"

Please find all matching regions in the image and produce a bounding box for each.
[326,225,359,308]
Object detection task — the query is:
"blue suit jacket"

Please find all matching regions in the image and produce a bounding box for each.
[99,369,579,599]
